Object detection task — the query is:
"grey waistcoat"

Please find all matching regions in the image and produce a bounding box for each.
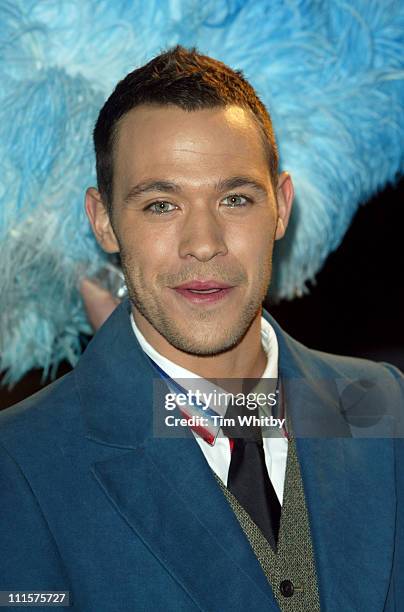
[214,436,321,611]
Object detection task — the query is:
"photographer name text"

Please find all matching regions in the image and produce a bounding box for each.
[165,414,285,429]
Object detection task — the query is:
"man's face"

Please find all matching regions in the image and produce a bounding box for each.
[89,104,292,355]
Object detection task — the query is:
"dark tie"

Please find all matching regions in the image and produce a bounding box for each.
[227,433,281,551]
[223,386,282,552]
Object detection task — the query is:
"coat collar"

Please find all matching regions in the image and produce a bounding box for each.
[74,299,396,612]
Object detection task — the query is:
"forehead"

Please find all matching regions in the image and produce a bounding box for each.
[112,104,270,187]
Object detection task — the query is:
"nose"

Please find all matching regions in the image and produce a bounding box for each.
[178,205,228,262]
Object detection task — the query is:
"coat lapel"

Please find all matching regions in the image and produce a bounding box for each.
[92,437,278,611]
[75,300,278,611]
[295,436,395,612]
[266,312,396,612]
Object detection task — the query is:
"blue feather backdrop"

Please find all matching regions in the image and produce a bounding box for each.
[0,0,403,384]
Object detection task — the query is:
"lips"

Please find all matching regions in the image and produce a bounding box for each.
[174,280,232,291]
[172,280,234,305]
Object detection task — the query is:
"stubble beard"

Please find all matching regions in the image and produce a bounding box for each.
[120,250,273,357]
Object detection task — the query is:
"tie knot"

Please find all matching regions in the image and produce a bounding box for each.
[221,419,263,443]
[221,397,263,441]
[230,437,265,459]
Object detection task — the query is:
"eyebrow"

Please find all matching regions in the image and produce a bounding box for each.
[122,175,269,205]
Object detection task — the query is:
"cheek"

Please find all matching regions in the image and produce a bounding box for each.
[231,222,275,264]
[120,228,175,276]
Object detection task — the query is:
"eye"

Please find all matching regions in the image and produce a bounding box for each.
[145,201,177,215]
[222,194,252,208]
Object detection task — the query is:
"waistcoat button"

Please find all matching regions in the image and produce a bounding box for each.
[280,579,294,597]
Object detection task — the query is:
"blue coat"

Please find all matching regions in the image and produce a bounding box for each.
[0,299,403,611]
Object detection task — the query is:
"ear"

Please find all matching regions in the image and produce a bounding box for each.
[85,187,120,253]
[275,172,294,240]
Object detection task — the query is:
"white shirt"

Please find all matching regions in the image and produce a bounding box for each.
[130,313,288,503]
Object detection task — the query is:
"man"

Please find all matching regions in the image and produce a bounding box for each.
[0,45,403,612]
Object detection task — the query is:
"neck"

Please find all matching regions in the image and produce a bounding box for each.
[133,306,267,382]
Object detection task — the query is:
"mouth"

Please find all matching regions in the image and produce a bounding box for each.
[171,280,235,305]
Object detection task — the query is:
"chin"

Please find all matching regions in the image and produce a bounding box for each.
[166,329,245,357]
[172,341,239,357]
